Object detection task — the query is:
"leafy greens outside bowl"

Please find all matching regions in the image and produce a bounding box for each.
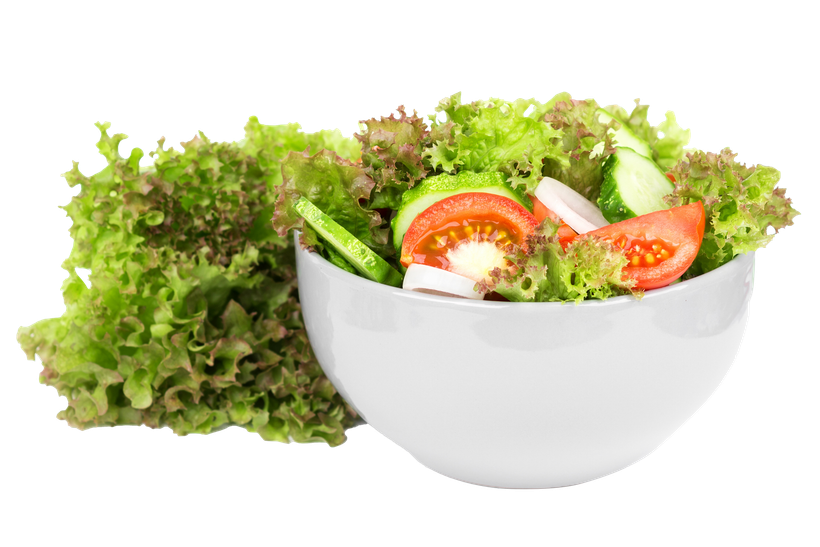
[296,233,755,488]
[17,92,796,472]
[17,120,364,445]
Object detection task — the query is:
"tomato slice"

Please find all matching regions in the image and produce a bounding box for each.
[400,192,539,282]
[572,201,705,290]
[531,195,579,247]
[531,194,558,223]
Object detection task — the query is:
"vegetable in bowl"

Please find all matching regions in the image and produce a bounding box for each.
[280,92,797,486]
[16,92,799,453]
[276,93,797,301]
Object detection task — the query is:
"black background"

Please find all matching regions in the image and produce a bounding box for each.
[14,86,806,493]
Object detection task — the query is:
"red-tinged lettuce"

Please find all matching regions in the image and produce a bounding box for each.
[482,221,639,303]
[272,149,391,255]
[18,120,362,445]
[665,148,798,277]
[357,105,431,209]
[542,98,618,201]
[425,93,567,194]
[604,100,690,169]
[273,106,434,259]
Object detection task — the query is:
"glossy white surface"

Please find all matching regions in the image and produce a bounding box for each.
[296,238,755,488]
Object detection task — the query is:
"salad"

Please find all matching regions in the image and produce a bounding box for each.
[273,93,798,303]
[16,94,798,446]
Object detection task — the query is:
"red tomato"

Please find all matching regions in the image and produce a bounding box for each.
[572,202,705,290]
[530,195,578,245]
[557,224,579,246]
[400,192,539,269]
[531,195,559,223]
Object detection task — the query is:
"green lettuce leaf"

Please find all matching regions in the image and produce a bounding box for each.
[425,93,567,194]
[18,120,362,446]
[665,148,798,277]
[356,105,431,210]
[483,221,639,303]
[272,149,390,255]
[542,98,618,201]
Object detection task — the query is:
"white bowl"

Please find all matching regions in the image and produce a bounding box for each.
[295,235,755,488]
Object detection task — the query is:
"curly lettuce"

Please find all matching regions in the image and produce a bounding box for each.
[542,98,618,201]
[665,148,798,277]
[274,106,437,260]
[272,149,390,253]
[18,120,362,445]
[422,93,617,201]
[425,93,567,194]
[482,221,639,303]
[357,105,431,210]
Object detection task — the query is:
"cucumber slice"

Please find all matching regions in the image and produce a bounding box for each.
[597,109,653,160]
[391,171,531,253]
[293,197,403,287]
[597,147,674,224]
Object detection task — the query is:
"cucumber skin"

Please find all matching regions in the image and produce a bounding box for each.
[597,148,674,224]
[597,109,653,160]
[294,198,403,287]
[391,171,531,253]
[598,152,638,224]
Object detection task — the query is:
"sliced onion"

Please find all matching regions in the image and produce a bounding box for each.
[534,176,609,234]
[402,263,485,300]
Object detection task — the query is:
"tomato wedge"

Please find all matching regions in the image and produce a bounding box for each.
[531,194,557,223]
[400,192,539,282]
[531,194,579,246]
[571,201,705,290]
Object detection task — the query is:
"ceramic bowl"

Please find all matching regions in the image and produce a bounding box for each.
[295,235,755,488]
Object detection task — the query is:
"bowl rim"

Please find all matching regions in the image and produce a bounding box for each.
[295,231,754,309]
